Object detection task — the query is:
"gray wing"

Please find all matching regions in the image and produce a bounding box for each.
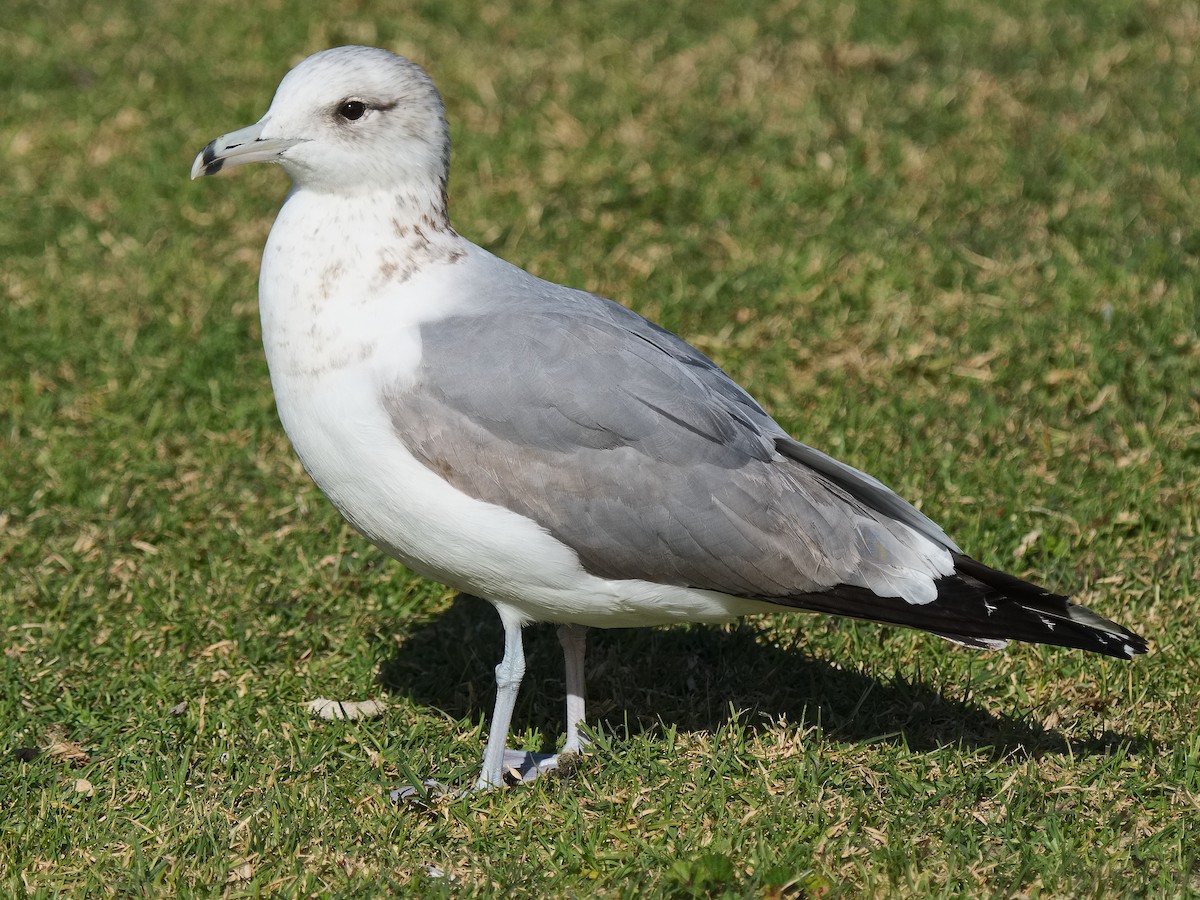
[384,287,953,601]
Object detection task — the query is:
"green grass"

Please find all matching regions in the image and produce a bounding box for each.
[2,0,1198,894]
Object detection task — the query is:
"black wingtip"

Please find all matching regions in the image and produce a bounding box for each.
[951,554,1149,660]
[765,554,1149,661]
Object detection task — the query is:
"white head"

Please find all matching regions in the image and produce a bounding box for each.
[192,47,451,209]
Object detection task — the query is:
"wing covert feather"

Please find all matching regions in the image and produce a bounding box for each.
[383,288,953,601]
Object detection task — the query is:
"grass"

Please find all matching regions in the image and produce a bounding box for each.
[2,0,1198,894]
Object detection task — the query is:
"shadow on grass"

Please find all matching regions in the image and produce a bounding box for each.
[377,594,1147,761]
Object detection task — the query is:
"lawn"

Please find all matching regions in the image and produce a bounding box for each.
[2,0,1198,895]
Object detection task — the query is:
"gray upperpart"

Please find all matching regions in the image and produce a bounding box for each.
[382,272,955,602]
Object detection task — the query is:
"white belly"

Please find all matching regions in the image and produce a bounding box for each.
[269,360,770,626]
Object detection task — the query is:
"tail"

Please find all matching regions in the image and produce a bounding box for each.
[768,553,1148,660]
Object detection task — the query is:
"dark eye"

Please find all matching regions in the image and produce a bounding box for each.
[337,100,367,121]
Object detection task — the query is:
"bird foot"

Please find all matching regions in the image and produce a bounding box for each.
[389,779,457,803]
[500,748,568,784]
[390,747,584,803]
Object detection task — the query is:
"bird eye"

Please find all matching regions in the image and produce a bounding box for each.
[337,100,368,121]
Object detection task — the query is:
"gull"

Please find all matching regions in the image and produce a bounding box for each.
[191,46,1147,793]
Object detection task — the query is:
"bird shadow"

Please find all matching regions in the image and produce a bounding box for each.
[375,594,1148,762]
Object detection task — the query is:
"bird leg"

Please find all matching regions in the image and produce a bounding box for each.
[558,623,588,755]
[476,613,527,789]
[391,619,528,802]
[492,623,591,785]
[394,617,588,801]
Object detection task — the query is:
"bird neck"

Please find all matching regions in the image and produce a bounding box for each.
[387,178,455,237]
[263,184,466,320]
[277,179,460,256]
